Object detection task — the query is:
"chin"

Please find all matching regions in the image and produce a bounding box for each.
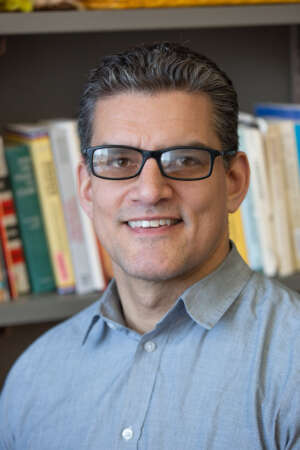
[121,260,190,282]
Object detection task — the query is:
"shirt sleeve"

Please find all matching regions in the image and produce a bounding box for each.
[0,375,15,450]
[278,327,300,449]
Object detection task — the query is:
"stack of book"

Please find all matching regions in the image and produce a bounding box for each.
[0,120,112,302]
[230,103,300,278]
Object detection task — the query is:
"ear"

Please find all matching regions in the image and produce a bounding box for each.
[77,158,94,220]
[225,152,250,214]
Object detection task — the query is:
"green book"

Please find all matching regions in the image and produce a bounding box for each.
[4,143,56,293]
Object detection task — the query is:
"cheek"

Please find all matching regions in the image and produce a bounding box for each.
[184,179,228,240]
[90,183,114,233]
[185,178,227,218]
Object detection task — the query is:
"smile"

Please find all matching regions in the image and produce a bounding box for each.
[127,218,181,228]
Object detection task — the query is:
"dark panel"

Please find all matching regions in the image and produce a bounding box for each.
[0,26,290,128]
[0,322,61,389]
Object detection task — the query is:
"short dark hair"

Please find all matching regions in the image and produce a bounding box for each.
[78,42,239,166]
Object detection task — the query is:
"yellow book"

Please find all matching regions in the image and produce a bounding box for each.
[228,209,248,264]
[5,125,75,294]
[81,0,300,9]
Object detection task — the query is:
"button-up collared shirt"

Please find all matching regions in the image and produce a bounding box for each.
[1,246,300,449]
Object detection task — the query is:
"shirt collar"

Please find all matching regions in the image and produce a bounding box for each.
[84,243,253,343]
[180,244,252,329]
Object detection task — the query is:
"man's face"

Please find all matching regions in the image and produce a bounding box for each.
[79,91,237,283]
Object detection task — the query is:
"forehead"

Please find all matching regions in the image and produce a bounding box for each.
[91,90,220,149]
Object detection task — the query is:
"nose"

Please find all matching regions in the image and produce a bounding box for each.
[129,157,173,205]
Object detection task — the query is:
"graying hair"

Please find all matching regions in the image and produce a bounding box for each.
[78,42,239,165]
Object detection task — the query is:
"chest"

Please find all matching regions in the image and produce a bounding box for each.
[16,326,279,450]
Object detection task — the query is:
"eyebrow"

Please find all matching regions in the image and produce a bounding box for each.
[93,140,214,150]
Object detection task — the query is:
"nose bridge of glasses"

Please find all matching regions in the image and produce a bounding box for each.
[140,149,166,176]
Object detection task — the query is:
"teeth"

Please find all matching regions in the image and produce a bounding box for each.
[128,219,178,228]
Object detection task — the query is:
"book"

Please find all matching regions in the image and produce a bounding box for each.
[254,103,300,271]
[4,142,56,293]
[0,204,11,302]
[0,200,16,299]
[255,103,300,120]
[238,122,263,272]
[263,122,295,276]
[228,209,248,264]
[45,119,106,294]
[0,137,30,297]
[81,0,300,9]
[275,121,300,272]
[4,125,75,294]
[238,115,277,276]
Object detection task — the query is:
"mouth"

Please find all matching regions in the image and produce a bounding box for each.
[127,218,182,229]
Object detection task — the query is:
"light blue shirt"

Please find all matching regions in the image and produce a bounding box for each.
[1,245,300,449]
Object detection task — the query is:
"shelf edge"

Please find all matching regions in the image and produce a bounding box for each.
[1,5,300,35]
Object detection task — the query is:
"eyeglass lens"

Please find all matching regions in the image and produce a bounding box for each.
[92,147,212,180]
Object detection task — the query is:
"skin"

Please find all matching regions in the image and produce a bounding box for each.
[78,91,250,334]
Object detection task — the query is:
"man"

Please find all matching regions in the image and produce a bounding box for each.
[0,42,299,449]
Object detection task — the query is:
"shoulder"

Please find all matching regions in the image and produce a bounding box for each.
[1,298,101,399]
[242,272,300,375]
[0,299,102,446]
[245,271,300,317]
[233,272,300,372]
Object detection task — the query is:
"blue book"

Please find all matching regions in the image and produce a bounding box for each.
[295,124,300,173]
[255,103,300,120]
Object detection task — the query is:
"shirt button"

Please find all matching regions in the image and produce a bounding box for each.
[107,322,116,329]
[144,341,156,352]
[121,427,133,440]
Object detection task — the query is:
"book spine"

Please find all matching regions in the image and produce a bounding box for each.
[278,121,300,271]
[4,144,56,293]
[228,209,248,264]
[0,202,12,302]
[48,121,106,294]
[264,123,296,276]
[0,200,17,299]
[295,124,300,171]
[244,123,278,277]
[238,125,263,272]
[28,136,75,294]
[293,123,300,263]
[0,140,30,296]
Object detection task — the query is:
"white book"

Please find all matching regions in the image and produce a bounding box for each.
[263,122,296,277]
[47,119,106,294]
[239,116,277,277]
[274,121,300,271]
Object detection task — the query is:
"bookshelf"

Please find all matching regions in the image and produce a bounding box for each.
[0,5,300,385]
[0,4,300,34]
[0,292,99,327]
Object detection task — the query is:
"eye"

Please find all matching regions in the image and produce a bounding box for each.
[175,156,201,167]
[110,157,131,168]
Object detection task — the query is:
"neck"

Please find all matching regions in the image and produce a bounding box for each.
[113,243,230,334]
[115,277,185,334]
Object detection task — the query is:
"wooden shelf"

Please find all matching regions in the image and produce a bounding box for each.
[1,4,300,36]
[0,292,100,326]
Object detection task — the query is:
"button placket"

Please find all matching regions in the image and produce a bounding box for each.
[116,331,169,448]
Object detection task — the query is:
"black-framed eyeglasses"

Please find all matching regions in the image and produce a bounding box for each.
[83,145,237,181]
